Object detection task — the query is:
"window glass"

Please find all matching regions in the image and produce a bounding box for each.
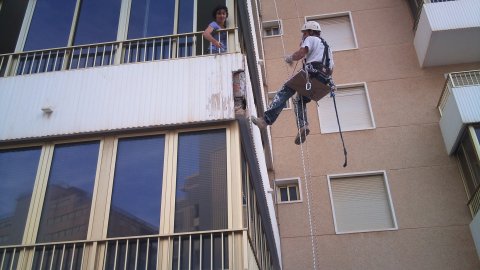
[128,0,175,39]
[0,0,29,54]
[177,0,194,33]
[73,0,121,45]
[107,135,165,238]
[174,129,227,232]
[36,141,99,243]
[279,187,288,202]
[24,0,77,51]
[0,147,41,245]
[289,186,298,201]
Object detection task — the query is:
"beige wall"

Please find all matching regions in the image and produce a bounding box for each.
[261,0,480,269]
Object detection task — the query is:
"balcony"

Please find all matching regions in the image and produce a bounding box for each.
[0,230,242,269]
[413,0,480,67]
[0,29,237,78]
[0,29,247,142]
[438,70,480,154]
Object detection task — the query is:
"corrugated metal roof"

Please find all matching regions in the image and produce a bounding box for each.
[0,54,244,141]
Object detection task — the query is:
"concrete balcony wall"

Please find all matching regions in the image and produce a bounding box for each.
[0,54,244,141]
[414,0,480,67]
[439,84,480,154]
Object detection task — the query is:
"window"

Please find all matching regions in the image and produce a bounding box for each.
[268,92,291,110]
[0,147,41,245]
[317,83,375,133]
[275,178,301,203]
[107,135,165,238]
[174,129,228,233]
[262,20,282,37]
[0,0,29,54]
[127,0,175,39]
[73,0,122,45]
[328,171,397,234]
[23,0,77,51]
[36,141,100,243]
[306,13,357,51]
[456,126,480,216]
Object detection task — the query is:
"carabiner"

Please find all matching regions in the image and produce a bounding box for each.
[306,82,312,91]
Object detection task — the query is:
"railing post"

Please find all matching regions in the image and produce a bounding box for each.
[114,43,123,65]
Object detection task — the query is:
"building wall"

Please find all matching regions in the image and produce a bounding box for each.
[259,0,480,269]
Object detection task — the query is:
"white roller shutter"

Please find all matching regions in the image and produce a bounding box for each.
[312,15,356,51]
[317,85,374,133]
[329,174,396,233]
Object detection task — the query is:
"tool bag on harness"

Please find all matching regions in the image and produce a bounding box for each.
[285,37,332,102]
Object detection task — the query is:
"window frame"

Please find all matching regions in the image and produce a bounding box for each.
[317,82,376,134]
[455,125,480,216]
[305,11,358,52]
[274,177,302,204]
[327,170,398,234]
[267,91,292,110]
[262,20,282,38]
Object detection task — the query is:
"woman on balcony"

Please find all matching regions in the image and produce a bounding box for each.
[203,5,228,54]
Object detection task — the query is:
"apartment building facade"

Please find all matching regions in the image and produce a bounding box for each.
[1,0,480,270]
[258,0,480,269]
[0,0,282,269]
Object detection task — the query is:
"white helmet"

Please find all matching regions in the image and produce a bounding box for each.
[301,21,321,32]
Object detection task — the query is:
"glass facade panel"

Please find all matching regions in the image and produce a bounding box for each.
[289,186,298,201]
[128,0,175,39]
[177,0,194,34]
[0,0,29,54]
[279,187,288,202]
[174,129,227,232]
[108,135,165,238]
[73,0,121,45]
[0,147,41,246]
[36,141,99,243]
[24,0,77,51]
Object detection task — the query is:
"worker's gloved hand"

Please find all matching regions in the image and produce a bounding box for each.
[284,55,293,65]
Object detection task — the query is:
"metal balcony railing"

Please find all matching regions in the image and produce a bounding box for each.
[437,70,480,115]
[0,28,237,78]
[0,229,242,270]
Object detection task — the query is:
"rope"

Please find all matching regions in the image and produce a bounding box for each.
[295,97,318,270]
[330,88,348,167]
[271,0,318,268]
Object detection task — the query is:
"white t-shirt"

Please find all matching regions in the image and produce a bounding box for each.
[301,36,334,69]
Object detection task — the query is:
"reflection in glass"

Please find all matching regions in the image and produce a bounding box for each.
[105,238,157,269]
[177,0,194,34]
[172,234,228,270]
[128,0,175,39]
[289,186,298,201]
[32,243,83,270]
[24,0,77,51]
[174,129,227,233]
[279,187,288,202]
[0,147,41,246]
[36,141,99,243]
[108,135,165,238]
[73,0,122,45]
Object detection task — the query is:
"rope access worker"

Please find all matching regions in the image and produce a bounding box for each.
[251,21,334,144]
